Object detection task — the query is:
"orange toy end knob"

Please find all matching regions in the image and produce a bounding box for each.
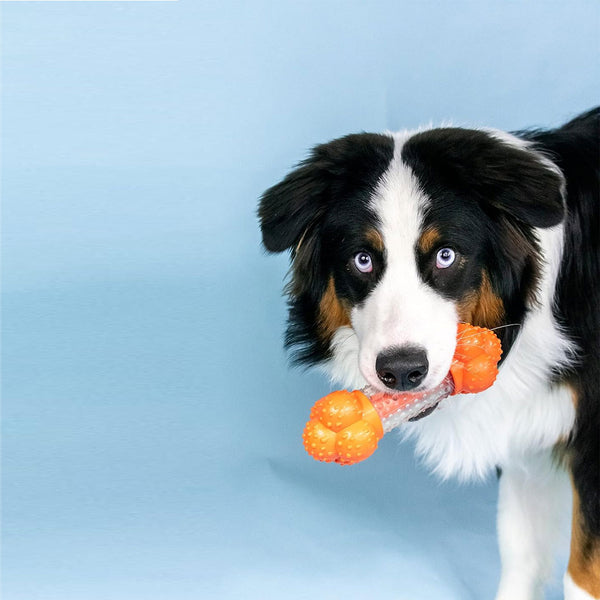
[450,324,502,394]
[303,390,383,465]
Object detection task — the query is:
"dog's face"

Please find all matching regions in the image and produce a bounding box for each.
[259,128,565,393]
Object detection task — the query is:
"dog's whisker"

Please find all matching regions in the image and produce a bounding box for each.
[456,323,522,342]
[489,323,522,333]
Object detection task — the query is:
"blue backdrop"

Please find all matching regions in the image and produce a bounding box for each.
[2,2,598,599]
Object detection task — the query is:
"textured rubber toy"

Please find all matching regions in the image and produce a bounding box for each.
[302,390,384,465]
[449,323,503,393]
[303,323,502,465]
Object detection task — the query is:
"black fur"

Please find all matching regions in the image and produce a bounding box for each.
[402,128,565,227]
[523,108,600,537]
[259,133,394,364]
[401,128,565,358]
[259,133,394,252]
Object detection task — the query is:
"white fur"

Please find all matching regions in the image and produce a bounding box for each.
[564,572,599,600]
[325,326,365,390]
[350,133,458,393]
[495,451,571,600]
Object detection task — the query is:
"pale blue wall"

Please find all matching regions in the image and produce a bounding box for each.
[2,2,598,599]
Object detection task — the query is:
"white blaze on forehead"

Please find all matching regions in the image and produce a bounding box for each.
[351,134,458,391]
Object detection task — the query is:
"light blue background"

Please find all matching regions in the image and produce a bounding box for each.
[2,2,598,599]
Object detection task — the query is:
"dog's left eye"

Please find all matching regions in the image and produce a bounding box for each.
[353,251,373,273]
[436,248,456,269]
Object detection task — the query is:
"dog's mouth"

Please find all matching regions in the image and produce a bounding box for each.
[407,400,442,421]
[365,374,455,430]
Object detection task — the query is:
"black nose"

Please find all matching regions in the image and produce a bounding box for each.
[376,346,429,391]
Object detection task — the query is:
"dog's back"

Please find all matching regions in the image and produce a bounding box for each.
[531,108,600,595]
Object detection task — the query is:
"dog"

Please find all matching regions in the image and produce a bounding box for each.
[258,107,599,599]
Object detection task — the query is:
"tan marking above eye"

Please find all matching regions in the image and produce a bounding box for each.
[318,277,351,340]
[418,227,442,254]
[365,228,384,252]
[457,271,505,328]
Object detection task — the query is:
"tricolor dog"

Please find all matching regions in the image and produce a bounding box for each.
[259,108,599,599]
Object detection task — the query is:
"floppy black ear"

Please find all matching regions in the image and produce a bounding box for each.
[259,133,395,252]
[258,154,330,253]
[402,128,566,228]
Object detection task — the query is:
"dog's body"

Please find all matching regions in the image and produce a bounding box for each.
[259,108,599,599]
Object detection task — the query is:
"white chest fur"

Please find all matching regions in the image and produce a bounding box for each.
[402,349,576,481]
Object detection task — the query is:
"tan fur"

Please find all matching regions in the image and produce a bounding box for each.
[458,271,505,328]
[568,482,600,596]
[295,228,309,254]
[418,227,441,253]
[318,277,351,340]
[365,228,384,252]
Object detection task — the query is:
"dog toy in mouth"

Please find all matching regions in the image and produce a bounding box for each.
[303,323,502,465]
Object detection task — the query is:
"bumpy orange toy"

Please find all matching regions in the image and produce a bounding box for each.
[303,323,502,465]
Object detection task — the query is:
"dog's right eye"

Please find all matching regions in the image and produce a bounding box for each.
[353,251,373,274]
[436,247,456,269]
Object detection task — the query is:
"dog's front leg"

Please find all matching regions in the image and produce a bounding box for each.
[495,451,570,600]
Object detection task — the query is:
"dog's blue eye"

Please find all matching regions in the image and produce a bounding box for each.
[436,248,456,269]
[354,251,373,273]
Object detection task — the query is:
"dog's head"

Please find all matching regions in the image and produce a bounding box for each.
[259,128,565,393]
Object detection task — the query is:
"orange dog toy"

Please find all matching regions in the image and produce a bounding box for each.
[303,323,502,465]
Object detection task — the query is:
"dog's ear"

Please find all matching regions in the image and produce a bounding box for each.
[402,129,565,228]
[259,133,395,252]
[259,152,330,253]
